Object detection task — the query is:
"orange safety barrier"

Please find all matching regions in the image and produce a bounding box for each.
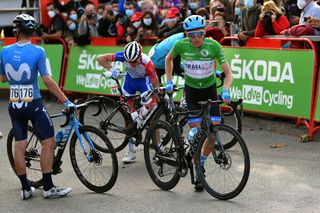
[221,36,319,140]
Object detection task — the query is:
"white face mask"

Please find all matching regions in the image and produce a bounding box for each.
[137,1,143,8]
[297,0,306,9]
[48,10,56,18]
[133,21,141,28]
[143,18,152,26]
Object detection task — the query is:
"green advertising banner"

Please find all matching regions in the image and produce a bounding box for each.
[64,45,184,100]
[0,45,63,90]
[222,48,314,118]
[315,83,320,121]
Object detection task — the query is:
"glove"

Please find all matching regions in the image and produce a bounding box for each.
[221,89,230,101]
[215,70,223,78]
[63,100,76,109]
[110,67,120,79]
[165,80,173,93]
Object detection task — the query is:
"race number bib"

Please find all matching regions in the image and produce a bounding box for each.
[10,85,34,102]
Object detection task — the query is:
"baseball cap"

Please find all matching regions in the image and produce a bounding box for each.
[166,7,180,19]
[131,12,142,22]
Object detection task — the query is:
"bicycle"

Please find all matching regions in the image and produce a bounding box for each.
[143,98,250,200]
[7,103,118,193]
[79,73,174,152]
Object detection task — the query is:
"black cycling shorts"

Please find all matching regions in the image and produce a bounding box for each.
[185,84,221,122]
[9,99,54,141]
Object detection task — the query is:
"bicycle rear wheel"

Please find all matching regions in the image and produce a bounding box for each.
[79,96,129,152]
[69,125,118,193]
[144,120,181,190]
[7,126,43,188]
[194,124,250,200]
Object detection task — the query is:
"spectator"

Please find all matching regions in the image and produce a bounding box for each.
[135,11,158,42]
[157,7,184,38]
[180,0,192,19]
[255,0,290,36]
[54,0,90,13]
[296,0,320,25]
[210,0,234,22]
[189,0,202,15]
[77,2,100,45]
[238,0,261,45]
[196,7,210,21]
[41,3,66,39]
[284,0,301,26]
[140,0,163,24]
[98,3,118,37]
[206,12,230,42]
[126,12,143,42]
[97,3,105,19]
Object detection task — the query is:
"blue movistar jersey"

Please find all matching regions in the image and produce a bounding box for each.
[149,32,184,69]
[0,42,50,101]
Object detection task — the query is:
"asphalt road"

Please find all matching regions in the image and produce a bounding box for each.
[0,96,320,213]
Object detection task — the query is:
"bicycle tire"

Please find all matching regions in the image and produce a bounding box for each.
[7,126,43,188]
[194,124,250,200]
[144,120,181,190]
[220,106,242,149]
[69,125,118,193]
[79,96,129,152]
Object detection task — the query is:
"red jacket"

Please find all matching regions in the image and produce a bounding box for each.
[255,15,290,37]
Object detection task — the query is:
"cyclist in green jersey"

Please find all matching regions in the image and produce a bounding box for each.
[165,15,234,192]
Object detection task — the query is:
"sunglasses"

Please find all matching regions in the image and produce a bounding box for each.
[188,30,205,38]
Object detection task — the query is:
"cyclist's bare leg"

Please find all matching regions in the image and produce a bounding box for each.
[14,140,28,175]
[40,137,55,173]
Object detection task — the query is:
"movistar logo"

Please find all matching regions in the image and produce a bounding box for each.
[5,63,31,81]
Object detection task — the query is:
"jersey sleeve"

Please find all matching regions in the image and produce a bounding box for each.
[37,48,50,77]
[215,42,227,65]
[170,40,181,58]
[113,52,126,62]
[0,51,4,76]
[144,61,158,80]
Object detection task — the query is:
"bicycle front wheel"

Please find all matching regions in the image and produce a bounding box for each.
[144,120,181,190]
[194,124,250,200]
[7,126,43,188]
[69,125,118,193]
[79,96,129,152]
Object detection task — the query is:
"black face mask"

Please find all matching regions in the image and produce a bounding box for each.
[216,8,225,12]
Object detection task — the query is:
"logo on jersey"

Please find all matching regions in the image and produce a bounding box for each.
[200,49,209,57]
[5,63,31,81]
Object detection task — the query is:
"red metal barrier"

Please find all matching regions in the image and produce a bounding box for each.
[221,36,319,140]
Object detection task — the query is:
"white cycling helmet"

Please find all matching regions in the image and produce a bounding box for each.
[13,14,37,31]
[123,41,142,62]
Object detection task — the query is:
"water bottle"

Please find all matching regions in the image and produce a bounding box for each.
[55,130,64,145]
[186,128,199,158]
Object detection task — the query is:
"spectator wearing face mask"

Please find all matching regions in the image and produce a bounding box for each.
[126,12,143,42]
[255,0,289,36]
[284,0,301,26]
[98,3,118,37]
[157,7,184,38]
[296,0,320,25]
[140,0,163,25]
[189,0,202,15]
[135,11,158,43]
[42,3,66,39]
[237,0,261,45]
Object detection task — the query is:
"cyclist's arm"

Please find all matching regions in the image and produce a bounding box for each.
[165,50,174,81]
[42,75,68,103]
[221,63,233,90]
[0,74,8,83]
[96,53,114,70]
[145,61,159,88]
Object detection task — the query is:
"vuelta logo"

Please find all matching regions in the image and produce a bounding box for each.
[5,63,31,81]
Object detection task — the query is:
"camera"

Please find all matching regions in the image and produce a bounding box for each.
[263,11,273,20]
[87,13,97,20]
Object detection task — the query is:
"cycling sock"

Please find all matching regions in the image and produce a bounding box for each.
[200,155,207,167]
[18,174,30,191]
[128,142,136,153]
[42,172,54,191]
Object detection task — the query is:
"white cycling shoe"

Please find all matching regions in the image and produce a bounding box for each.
[21,187,35,200]
[43,186,72,199]
[121,151,136,163]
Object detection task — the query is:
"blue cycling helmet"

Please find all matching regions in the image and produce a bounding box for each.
[183,15,205,31]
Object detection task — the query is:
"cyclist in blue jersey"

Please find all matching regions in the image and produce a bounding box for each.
[97,41,159,163]
[148,32,185,84]
[165,15,234,192]
[0,14,73,200]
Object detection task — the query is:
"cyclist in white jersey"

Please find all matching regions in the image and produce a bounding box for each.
[0,14,73,200]
[165,15,234,191]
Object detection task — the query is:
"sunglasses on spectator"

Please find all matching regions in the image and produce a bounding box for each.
[188,30,205,38]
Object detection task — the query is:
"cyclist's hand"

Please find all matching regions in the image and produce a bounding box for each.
[63,100,76,110]
[165,80,173,93]
[221,89,230,102]
[110,67,120,79]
